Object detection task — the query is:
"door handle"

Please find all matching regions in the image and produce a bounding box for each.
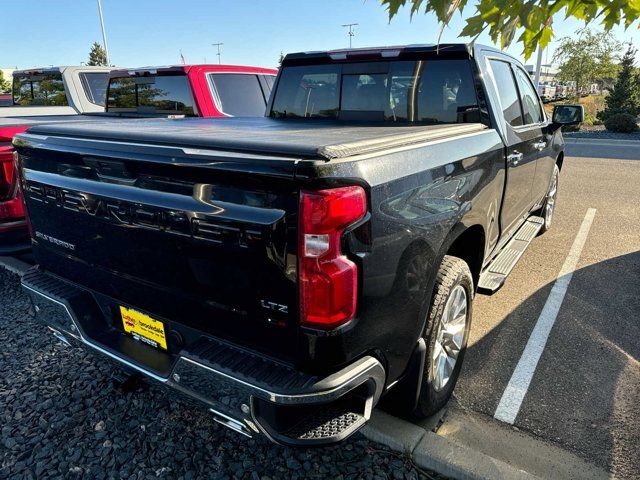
[507,152,523,166]
[533,141,547,150]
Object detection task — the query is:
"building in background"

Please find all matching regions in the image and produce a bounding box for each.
[525,64,558,83]
[524,64,585,101]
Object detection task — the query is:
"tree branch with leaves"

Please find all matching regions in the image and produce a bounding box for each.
[381,0,640,58]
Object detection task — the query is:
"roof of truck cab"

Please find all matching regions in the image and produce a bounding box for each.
[282,43,520,66]
[284,43,473,63]
[108,64,277,77]
[13,66,114,76]
[23,117,487,160]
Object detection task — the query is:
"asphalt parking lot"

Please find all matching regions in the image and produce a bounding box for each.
[1,138,638,479]
[428,139,639,478]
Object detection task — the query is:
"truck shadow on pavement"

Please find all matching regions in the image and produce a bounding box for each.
[458,251,640,479]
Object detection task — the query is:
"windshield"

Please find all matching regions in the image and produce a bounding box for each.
[12,72,69,106]
[270,59,480,124]
[106,74,196,116]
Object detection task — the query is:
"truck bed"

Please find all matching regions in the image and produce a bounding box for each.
[0,114,101,129]
[25,117,486,160]
[0,106,78,117]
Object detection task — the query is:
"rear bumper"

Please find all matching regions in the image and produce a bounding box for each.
[0,220,30,255]
[22,268,385,446]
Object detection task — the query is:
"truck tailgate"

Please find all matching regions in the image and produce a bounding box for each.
[16,133,301,363]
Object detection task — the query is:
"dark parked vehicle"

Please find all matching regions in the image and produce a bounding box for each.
[14,44,582,446]
[0,94,12,107]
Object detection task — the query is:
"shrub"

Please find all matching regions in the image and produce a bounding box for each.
[597,46,640,123]
[604,113,639,133]
[582,112,597,126]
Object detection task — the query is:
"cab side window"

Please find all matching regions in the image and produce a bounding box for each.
[514,67,544,124]
[489,60,522,127]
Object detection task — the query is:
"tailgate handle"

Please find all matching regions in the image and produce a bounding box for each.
[95,172,137,186]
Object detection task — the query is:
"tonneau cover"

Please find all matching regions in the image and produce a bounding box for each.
[25,117,487,160]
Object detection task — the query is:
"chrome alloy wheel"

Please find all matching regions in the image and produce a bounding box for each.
[545,169,558,229]
[430,285,468,392]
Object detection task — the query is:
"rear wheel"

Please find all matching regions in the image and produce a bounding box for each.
[538,164,559,235]
[413,255,473,419]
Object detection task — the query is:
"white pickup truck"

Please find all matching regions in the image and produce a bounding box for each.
[0,66,113,254]
[1,65,113,117]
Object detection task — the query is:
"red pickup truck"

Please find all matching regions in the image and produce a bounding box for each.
[0,64,277,255]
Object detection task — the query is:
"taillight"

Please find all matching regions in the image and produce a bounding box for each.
[299,186,367,329]
[0,147,15,200]
[0,149,24,222]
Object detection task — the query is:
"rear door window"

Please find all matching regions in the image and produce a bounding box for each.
[208,73,268,117]
[415,60,480,123]
[513,67,544,124]
[12,73,69,106]
[107,74,196,116]
[80,72,109,106]
[489,60,523,127]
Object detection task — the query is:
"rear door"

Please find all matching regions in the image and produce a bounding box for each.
[488,59,539,236]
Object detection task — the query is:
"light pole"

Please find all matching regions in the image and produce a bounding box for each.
[342,23,358,49]
[96,0,110,65]
[212,43,223,64]
[534,46,543,90]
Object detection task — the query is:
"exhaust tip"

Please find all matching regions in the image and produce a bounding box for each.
[48,327,71,347]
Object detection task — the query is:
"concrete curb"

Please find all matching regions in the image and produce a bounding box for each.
[361,411,538,480]
[0,256,31,276]
[563,136,640,145]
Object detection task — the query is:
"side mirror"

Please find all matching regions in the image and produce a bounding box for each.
[552,104,584,126]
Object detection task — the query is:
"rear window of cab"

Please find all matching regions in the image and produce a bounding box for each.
[12,73,69,106]
[80,72,109,106]
[106,74,196,116]
[270,59,481,124]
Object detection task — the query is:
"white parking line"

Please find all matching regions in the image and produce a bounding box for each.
[494,208,597,424]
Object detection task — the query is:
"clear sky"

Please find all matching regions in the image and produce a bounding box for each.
[0,0,638,70]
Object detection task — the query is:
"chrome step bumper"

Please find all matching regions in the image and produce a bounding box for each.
[22,268,385,446]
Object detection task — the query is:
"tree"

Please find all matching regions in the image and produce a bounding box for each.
[278,51,285,68]
[0,70,10,94]
[87,42,108,66]
[553,29,620,99]
[598,45,640,121]
[381,0,640,58]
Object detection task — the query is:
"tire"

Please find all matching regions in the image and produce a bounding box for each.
[412,255,473,419]
[537,164,559,235]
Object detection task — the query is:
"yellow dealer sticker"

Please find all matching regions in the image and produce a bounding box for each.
[120,306,167,351]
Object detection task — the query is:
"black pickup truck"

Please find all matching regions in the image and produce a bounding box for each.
[14,43,582,446]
